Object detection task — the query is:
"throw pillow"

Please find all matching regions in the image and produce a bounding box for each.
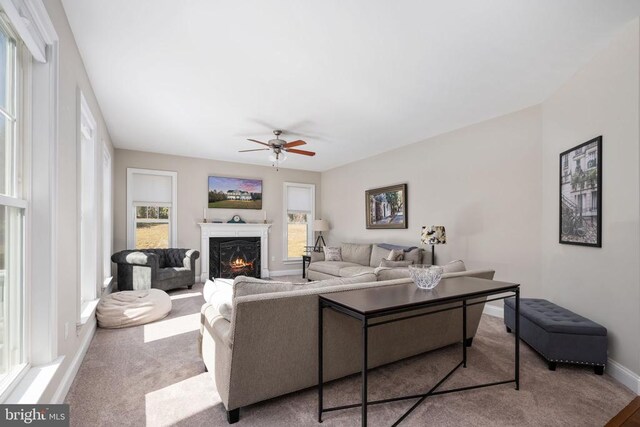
[380,259,414,268]
[441,260,466,273]
[323,246,343,262]
[387,249,405,261]
[403,248,424,265]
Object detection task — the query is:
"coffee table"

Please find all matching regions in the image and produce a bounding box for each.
[317,276,520,426]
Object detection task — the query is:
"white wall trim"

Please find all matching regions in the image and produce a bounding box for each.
[606,358,640,395]
[50,318,96,404]
[483,303,504,319]
[480,303,640,394]
[270,269,303,277]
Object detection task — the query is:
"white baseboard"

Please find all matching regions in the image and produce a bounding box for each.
[606,358,640,394]
[270,269,303,277]
[483,303,504,319]
[480,303,640,395]
[51,318,97,403]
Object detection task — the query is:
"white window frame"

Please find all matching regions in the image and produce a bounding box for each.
[126,168,177,249]
[282,182,315,263]
[0,9,29,400]
[102,143,112,289]
[0,0,63,404]
[78,91,98,324]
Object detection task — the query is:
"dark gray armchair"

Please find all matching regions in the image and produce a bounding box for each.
[111,248,200,292]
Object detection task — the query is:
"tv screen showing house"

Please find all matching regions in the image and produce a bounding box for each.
[208,176,263,209]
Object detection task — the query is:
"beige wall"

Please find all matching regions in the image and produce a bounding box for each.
[113,149,321,275]
[321,106,543,296]
[540,19,640,372]
[43,0,115,401]
[321,18,640,378]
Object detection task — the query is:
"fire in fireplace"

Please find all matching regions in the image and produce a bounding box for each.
[210,237,260,279]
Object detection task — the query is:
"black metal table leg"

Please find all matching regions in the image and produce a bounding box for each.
[362,318,368,427]
[462,300,467,368]
[318,300,324,422]
[515,289,520,390]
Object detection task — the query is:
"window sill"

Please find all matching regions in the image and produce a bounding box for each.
[4,358,64,403]
[282,259,303,265]
[78,299,100,327]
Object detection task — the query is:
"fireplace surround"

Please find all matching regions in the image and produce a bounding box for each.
[210,237,260,279]
[199,223,271,282]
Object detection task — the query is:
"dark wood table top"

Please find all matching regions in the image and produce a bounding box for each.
[319,276,519,316]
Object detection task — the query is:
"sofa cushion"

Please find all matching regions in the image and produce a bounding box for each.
[387,249,405,261]
[339,265,376,277]
[441,260,466,273]
[375,267,412,281]
[323,246,343,261]
[340,243,372,265]
[369,245,392,267]
[380,259,413,268]
[403,248,424,265]
[156,267,191,281]
[308,260,360,276]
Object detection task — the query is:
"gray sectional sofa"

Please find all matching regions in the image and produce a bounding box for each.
[307,242,429,281]
[199,265,496,423]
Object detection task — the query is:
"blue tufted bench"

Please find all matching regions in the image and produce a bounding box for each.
[504,298,607,375]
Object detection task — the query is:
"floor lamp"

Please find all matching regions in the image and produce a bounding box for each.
[421,225,446,265]
[313,219,330,251]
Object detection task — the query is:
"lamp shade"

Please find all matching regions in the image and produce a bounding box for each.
[314,219,330,232]
[421,225,446,245]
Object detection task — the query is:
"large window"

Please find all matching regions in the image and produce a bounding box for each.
[127,168,177,249]
[283,182,315,261]
[79,92,98,318]
[0,14,26,390]
[102,145,112,284]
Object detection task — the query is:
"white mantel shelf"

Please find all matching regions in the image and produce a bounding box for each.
[199,222,272,282]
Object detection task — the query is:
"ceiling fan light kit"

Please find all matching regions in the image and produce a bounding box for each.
[240,129,316,170]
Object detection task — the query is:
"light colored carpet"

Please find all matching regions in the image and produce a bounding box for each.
[66,282,634,426]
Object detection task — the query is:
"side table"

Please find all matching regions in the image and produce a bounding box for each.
[302,255,311,279]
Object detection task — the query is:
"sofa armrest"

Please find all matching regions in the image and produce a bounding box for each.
[111,250,159,270]
[183,249,200,270]
[310,251,325,263]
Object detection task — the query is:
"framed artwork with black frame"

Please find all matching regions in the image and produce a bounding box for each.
[559,136,602,247]
[365,184,407,229]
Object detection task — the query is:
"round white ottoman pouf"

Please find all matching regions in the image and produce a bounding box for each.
[97,289,172,329]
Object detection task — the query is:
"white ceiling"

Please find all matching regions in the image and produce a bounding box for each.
[61,0,640,172]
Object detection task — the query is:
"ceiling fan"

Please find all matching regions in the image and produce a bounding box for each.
[240,130,315,170]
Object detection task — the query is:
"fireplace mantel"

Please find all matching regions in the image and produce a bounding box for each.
[199,223,272,282]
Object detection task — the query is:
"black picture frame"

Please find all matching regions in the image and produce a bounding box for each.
[559,136,602,247]
[208,176,263,210]
[365,184,408,229]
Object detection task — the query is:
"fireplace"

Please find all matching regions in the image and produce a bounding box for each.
[210,237,261,279]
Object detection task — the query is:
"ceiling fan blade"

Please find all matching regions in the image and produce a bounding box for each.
[247,139,270,147]
[283,140,306,148]
[285,148,316,157]
[239,148,270,153]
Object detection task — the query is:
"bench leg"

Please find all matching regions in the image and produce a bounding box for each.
[227,409,240,424]
[548,361,557,371]
[506,326,512,333]
[594,366,604,375]
[464,337,474,347]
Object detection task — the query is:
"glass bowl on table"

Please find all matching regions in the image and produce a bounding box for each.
[408,264,444,290]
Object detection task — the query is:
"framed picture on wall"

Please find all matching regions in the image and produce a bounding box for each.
[365,184,407,229]
[559,136,602,247]
[208,176,263,209]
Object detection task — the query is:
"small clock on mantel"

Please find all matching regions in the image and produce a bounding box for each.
[227,215,245,224]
